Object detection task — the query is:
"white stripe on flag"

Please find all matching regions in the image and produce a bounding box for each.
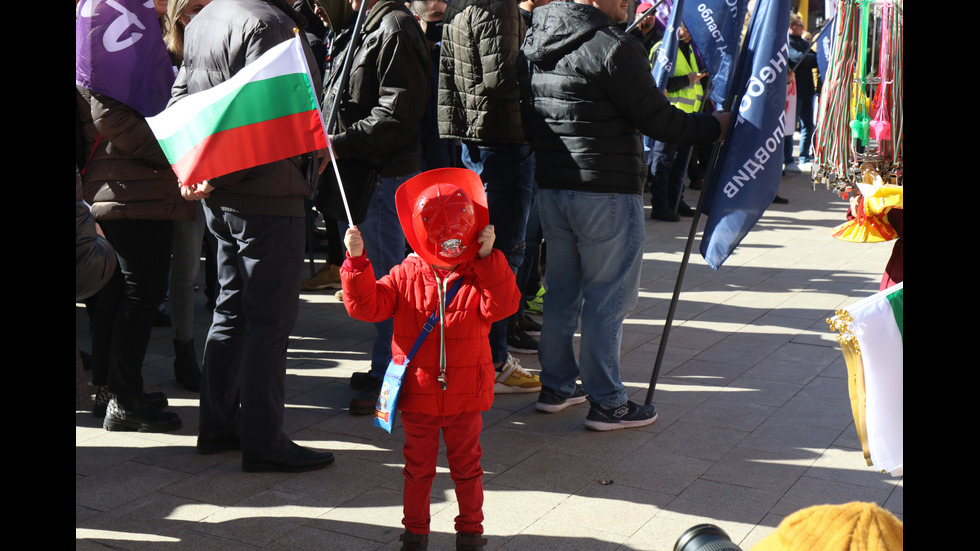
[148,37,305,139]
[849,282,903,476]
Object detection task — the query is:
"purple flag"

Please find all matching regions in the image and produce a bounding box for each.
[76,0,175,117]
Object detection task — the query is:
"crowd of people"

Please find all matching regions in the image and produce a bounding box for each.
[77,0,733,548]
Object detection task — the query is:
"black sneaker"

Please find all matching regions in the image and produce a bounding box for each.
[517,313,542,337]
[535,385,588,413]
[507,329,538,354]
[584,401,658,431]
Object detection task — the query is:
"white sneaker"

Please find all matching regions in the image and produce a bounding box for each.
[494,354,541,394]
[784,162,801,173]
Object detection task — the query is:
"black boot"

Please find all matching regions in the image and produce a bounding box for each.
[92,385,168,418]
[173,339,201,392]
[103,394,181,433]
[349,376,382,415]
[456,532,487,551]
[399,531,429,551]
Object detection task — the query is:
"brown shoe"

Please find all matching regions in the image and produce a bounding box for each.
[349,377,382,415]
[399,531,429,551]
[456,532,487,551]
[301,264,341,291]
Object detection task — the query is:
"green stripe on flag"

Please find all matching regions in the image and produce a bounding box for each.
[158,73,316,162]
[885,287,903,342]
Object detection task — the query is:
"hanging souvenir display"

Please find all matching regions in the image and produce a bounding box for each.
[811,0,902,198]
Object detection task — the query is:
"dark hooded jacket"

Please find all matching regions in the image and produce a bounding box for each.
[521,1,721,195]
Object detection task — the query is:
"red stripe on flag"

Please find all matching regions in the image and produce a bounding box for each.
[172,110,327,186]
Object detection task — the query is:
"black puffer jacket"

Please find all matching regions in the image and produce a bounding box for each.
[171,0,320,217]
[324,0,430,178]
[522,2,721,195]
[437,0,525,144]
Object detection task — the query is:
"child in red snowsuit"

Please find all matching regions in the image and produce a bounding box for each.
[340,169,520,551]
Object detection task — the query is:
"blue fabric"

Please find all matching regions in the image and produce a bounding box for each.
[797,93,815,163]
[679,0,748,105]
[537,189,645,407]
[461,143,534,363]
[648,139,693,213]
[699,0,789,270]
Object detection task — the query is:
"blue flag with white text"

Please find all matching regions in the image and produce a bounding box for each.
[651,0,684,91]
[816,13,836,80]
[680,0,748,105]
[699,0,790,270]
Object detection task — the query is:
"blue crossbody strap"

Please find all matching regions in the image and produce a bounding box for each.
[403,277,463,364]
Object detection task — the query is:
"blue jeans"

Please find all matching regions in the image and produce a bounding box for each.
[537,189,645,407]
[461,143,534,363]
[345,173,414,377]
[648,140,692,213]
[797,93,815,162]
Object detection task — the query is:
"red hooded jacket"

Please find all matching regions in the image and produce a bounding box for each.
[341,250,520,416]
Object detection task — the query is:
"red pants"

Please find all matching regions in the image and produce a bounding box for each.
[400,410,484,535]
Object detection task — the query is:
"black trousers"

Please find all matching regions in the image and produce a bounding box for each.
[91,219,173,398]
[199,205,305,455]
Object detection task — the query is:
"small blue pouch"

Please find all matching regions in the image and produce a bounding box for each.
[373,360,407,433]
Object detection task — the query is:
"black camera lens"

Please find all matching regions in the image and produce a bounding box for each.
[674,524,743,551]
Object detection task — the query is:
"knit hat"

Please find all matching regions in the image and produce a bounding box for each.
[395,168,489,267]
[752,502,903,551]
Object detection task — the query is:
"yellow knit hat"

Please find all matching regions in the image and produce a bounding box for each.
[752,502,903,551]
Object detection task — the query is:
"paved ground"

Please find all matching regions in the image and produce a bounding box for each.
[76,169,903,550]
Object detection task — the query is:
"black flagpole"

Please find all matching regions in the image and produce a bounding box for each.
[625,0,666,34]
[307,0,371,274]
[642,20,756,404]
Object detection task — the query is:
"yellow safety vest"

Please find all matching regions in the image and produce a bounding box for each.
[652,41,704,114]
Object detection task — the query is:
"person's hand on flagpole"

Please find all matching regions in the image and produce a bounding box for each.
[180,184,198,201]
[316,144,331,175]
[713,111,732,142]
[477,224,496,259]
[344,226,364,257]
[688,71,708,85]
[180,180,214,201]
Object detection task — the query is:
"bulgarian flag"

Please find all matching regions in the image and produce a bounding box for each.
[147,35,327,186]
[828,282,903,476]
